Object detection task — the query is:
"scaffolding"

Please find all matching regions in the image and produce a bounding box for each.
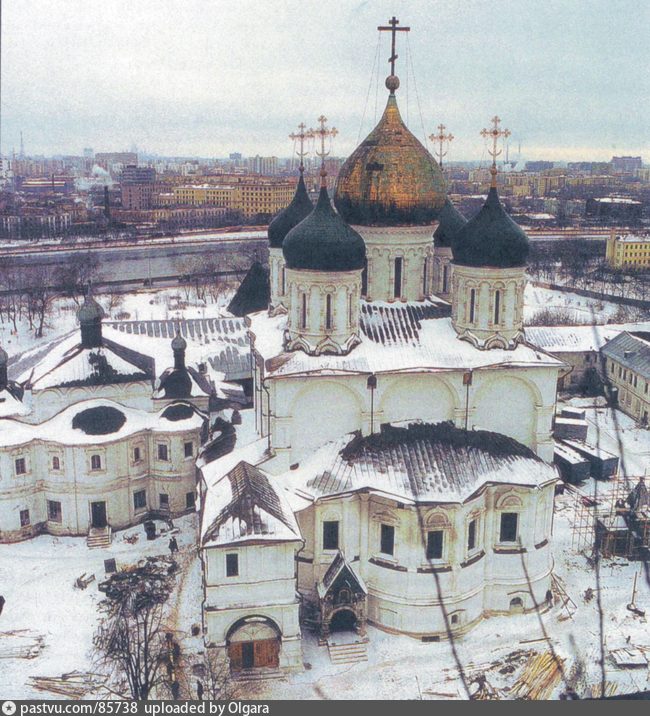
[569,475,650,560]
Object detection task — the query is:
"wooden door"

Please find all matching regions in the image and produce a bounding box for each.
[228,643,243,671]
[254,639,279,668]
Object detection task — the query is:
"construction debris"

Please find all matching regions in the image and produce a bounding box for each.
[0,630,45,659]
[609,647,648,668]
[74,573,96,590]
[29,671,107,699]
[510,651,565,700]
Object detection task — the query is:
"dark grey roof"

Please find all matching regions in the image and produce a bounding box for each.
[283,187,366,272]
[268,174,313,249]
[452,187,530,268]
[156,365,212,400]
[602,331,650,379]
[72,405,126,435]
[227,262,270,317]
[359,299,451,346]
[319,551,367,598]
[295,422,556,504]
[202,461,300,546]
[434,198,467,248]
[107,318,251,381]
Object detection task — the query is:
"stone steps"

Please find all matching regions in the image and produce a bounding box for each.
[87,526,112,549]
[327,640,368,665]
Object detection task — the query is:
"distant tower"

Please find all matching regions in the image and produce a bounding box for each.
[451,117,529,350]
[283,117,366,356]
[19,132,25,159]
[267,124,314,313]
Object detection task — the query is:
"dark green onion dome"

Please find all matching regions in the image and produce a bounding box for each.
[77,294,105,323]
[334,92,446,226]
[283,187,366,271]
[452,187,530,268]
[434,198,467,248]
[268,174,313,249]
[171,333,187,352]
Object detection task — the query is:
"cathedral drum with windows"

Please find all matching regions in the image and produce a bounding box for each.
[200,18,566,672]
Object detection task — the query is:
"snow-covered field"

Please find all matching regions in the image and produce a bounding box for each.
[524,285,626,325]
[1,286,234,363]
[0,515,198,700]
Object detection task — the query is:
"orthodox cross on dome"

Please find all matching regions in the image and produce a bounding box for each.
[378,16,410,91]
[311,115,338,188]
[289,122,314,174]
[481,116,511,188]
[429,123,454,168]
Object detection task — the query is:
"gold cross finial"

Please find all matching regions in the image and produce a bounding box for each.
[289,122,314,174]
[480,116,511,188]
[311,115,338,188]
[378,16,410,82]
[429,123,454,168]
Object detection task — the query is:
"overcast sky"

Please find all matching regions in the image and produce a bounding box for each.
[1,0,648,162]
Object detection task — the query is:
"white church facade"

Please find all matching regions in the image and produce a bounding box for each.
[199,50,565,674]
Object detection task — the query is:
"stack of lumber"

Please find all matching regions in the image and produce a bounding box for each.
[510,652,564,700]
[29,672,107,699]
[0,630,45,659]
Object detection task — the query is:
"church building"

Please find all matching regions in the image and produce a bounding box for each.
[199,18,565,675]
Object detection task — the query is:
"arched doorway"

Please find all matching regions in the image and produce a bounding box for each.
[330,608,357,633]
[226,617,280,671]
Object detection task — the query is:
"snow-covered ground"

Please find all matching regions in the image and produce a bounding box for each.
[1,286,234,363]
[0,515,198,700]
[524,284,625,325]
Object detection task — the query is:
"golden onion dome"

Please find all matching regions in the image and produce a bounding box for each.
[334,81,447,226]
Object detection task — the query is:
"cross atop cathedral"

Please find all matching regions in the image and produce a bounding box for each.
[289,122,314,174]
[429,123,454,168]
[378,16,410,78]
[481,116,511,187]
[312,115,338,187]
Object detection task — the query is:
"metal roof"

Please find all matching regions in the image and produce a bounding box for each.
[283,422,558,505]
[601,331,650,379]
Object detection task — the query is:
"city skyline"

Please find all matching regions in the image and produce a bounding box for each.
[1,0,649,162]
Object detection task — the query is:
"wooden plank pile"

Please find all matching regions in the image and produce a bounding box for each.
[0,630,45,659]
[509,652,565,700]
[29,671,107,699]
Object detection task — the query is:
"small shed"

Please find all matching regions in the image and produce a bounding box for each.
[554,442,591,484]
[562,440,619,480]
[554,417,589,442]
[596,515,630,557]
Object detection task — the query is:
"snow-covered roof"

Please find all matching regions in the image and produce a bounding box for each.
[526,323,650,354]
[153,365,213,400]
[251,308,563,378]
[277,422,558,505]
[601,331,650,379]
[0,384,28,418]
[201,460,302,548]
[0,398,206,448]
[17,332,154,390]
[106,318,251,381]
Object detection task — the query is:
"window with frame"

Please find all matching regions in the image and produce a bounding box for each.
[468,518,477,551]
[325,294,333,330]
[159,493,169,510]
[394,257,403,299]
[426,529,444,560]
[20,509,30,527]
[499,512,518,543]
[157,443,169,461]
[469,288,476,323]
[226,553,239,577]
[322,520,339,551]
[380,524,395,556]
[300,293,307,330]
[47,500,62,522]
[133,446,142,463]
[14,457,26,475]
[184,441,193,458]
[185,491,196,510]
[494,289,501,324]
[133,489,146,511]
[443,264,450,293]
[90,454,102,470]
